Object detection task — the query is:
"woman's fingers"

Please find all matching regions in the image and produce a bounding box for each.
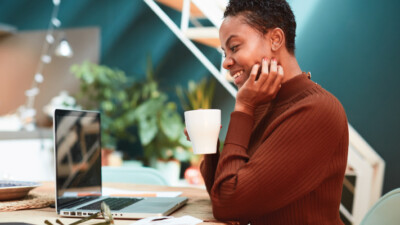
[241,63,261,90]
[256,58,283,99]
[268,58,278,84]
[184,128,190,141]
[258,58,269,82]
[272,65,284,95]
[256,58,270,86]
[249,63,261,82]
[270,58,278,75]
[259,58,277,89]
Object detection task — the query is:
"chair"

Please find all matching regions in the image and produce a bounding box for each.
[360,188,400,225]
[102,166,169,186]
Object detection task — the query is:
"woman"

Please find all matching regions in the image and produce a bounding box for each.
[187,0,348,224]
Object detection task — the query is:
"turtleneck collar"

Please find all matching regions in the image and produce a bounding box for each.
[272,72,315,106]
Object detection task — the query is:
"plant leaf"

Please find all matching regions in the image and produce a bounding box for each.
[138,115,158,146]
[160,104,182,142]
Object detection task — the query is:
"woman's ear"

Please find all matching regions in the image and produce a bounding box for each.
[270,28,284,52]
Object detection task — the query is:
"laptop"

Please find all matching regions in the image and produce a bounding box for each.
[53,109,188,219]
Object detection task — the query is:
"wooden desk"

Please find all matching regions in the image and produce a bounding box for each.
[0,182,234,225]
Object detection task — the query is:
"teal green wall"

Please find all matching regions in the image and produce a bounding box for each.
[293,0,400,194]
[1,0,399,194]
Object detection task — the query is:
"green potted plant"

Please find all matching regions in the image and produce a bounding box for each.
[71,59,193,184]
[124,59,191,184]
[176,77,216,111]
[70,61,136,165]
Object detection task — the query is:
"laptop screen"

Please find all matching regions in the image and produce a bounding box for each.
[54,109,102,202]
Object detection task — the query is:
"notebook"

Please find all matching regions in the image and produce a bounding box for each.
[53,109,187,219]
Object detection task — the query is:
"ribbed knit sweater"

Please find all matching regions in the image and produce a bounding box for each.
[200,74,349,225]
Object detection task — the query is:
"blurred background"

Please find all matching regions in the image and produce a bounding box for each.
[0,0,399,223]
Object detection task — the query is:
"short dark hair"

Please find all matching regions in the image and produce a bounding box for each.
[224,0,296,54]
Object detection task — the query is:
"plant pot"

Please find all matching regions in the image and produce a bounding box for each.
[150,158,181,186]
[101,148,114,166]
[184,165,204,185]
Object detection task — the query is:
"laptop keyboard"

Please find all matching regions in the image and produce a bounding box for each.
[59,196,100,209]
[78,198,143,210]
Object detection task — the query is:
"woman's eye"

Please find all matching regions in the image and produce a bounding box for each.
[230,45,238,52]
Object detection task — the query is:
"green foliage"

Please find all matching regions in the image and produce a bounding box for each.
[71,61,135,149]
[123,58,191,162]
[71,59,191,163]
[176,77,216,110]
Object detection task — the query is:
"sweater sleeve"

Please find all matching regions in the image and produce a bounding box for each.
[210,98,348,221]
[200,141,221,194]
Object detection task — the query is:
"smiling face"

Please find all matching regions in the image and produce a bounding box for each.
[220,15,272,89]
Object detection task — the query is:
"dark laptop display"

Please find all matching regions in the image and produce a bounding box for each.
[54,110,102,212]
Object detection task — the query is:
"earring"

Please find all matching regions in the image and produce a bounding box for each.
[272,43,278,51]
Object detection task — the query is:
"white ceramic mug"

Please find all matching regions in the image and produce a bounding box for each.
[184,109,221,154]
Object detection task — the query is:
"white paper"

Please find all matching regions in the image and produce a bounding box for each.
[132,215,203,225]
[102,187,182,198]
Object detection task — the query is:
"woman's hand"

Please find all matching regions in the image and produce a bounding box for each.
[235,58,284,116]
[184,128,190,141]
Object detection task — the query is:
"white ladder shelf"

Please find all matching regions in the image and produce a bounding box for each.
[144,0,237,97]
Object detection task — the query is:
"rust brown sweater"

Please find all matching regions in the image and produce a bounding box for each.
[200,74,349,225]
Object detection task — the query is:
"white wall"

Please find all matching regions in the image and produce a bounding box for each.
[0,138,54,181]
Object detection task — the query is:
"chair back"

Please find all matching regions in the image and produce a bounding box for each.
[102,166,169,186]
[360,188,400,225]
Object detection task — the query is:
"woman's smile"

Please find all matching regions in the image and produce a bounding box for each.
[232,70,245,86]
